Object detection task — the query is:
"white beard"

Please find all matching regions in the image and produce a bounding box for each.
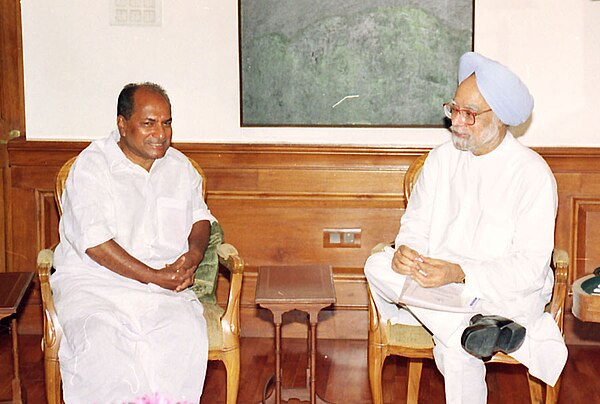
[451,121,500,154]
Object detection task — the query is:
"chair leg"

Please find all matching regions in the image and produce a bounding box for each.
[222,348,240,404]
[368,343,385,404]
[526,373,544,404]
[544,377,561,404]
[45,358,62,404]
[407,358,424,404]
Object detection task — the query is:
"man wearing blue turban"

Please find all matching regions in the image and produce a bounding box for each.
[365,52,567,403]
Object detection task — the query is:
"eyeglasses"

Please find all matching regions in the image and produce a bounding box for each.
[443,102,492,126]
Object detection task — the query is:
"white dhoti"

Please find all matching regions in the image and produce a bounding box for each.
[52,268,208,404]
[364,248,567,404]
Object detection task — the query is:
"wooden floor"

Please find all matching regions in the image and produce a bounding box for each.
[2,321,600,403]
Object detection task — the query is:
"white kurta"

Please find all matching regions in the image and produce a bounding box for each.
[365,133,567,402]
[52,131,215,403]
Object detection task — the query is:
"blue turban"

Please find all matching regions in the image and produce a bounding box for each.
[458,52,534,126]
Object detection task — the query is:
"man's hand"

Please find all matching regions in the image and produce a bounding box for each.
[392,245,422,276]
[85,221,210,292]
[151,220,210,292]
[411,256,465,288]
[168,250,204,292]
[152,262,197,291]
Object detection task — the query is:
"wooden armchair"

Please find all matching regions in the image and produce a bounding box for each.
[367,153,569,404]
[37,156,245,404]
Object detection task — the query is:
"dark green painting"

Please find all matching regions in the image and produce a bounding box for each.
[240,0,473,127]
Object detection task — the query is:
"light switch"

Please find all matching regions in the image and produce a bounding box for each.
[323,228,362,248]
[329,232,341,244]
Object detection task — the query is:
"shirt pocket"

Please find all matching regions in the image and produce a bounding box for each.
[473,213,515,258]
[156,197,192,251]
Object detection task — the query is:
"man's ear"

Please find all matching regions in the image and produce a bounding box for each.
[117,115,126,136]
[497,118,507,135]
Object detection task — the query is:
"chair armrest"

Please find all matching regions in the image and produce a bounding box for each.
[217,243,244,341]
[371,241,393,255]
[217,243,244,275]
[37,249,54,271]
[549,248,569,331]
[367,284,382,334]
[36,249,63,354]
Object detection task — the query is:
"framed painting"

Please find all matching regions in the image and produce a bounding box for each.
[239,0,474,127]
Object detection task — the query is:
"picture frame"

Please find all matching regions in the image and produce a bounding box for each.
[239,0,474,127]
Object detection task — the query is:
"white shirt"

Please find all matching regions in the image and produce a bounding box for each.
[54,130,216,274]
[396,132,558,323]
[50,131,213,402]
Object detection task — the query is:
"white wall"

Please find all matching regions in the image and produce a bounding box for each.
[21,0,600,146]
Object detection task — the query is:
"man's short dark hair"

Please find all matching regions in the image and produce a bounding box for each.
[117,82,171,119]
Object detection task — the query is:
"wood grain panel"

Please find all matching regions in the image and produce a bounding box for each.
[572,199,600,281]
[210,198,402,268]
[36,190,59,250]
[0,149,8,275]
[5,139,600,342]
[0,1,25,130]
[204,168,407,195]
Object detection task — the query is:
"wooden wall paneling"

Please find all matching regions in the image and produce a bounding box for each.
[0,144,8,274]
[8,187,35,272]
[6,142,81,333]
[0,0,25,135]
[209,196,404,268]
[197,148,413,339]
[7,141,600,342]
[36,190,60,250]
[572,199,600,281]
[543,151,600,346]
[553,173,580,274]
[8,187,43,333]
[547,157,600,281]
[0,0,26,274]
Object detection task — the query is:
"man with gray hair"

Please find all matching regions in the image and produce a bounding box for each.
[364,52,567,403]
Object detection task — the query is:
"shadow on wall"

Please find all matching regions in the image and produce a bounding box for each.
[510,115,533,139]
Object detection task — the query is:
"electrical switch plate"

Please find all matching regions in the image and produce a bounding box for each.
[110,0,162,26]
[323,228,362,248]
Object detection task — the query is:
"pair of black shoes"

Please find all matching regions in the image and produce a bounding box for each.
[461,314,526,359]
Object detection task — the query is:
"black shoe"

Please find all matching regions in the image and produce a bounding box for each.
[461,314,526,359]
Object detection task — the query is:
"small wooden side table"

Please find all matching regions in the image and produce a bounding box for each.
[572,274,600,322]
[255,265,336,404]
[0,272,34,404]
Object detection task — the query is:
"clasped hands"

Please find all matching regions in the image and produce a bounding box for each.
[157,250,203,292]
[392,245,465,288]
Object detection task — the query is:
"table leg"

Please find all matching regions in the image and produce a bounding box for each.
[309,321,317,404]
[11,318,23,404]
[274,322,282,404]
[306,322,311,387]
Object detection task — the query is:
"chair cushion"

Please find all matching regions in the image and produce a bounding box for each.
[203,302,225,351]
[191,221,224,304]
[387,320,435,349]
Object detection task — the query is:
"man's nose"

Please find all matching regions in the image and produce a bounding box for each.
[451,113,467,127]
[155,126,167,139]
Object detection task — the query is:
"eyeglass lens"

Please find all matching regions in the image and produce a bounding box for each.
[444,103,476,125]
